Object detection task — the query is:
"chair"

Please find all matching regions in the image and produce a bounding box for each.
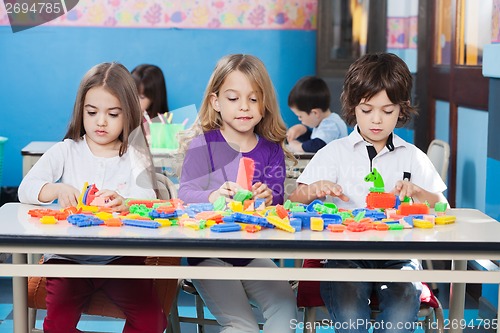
[169,279,265,333]
[297,260,444,333]
[426,140,450,292]
[27,173,181,333]
[426,139,450,182]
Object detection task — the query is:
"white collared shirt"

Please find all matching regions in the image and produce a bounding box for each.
[297,126,447,210]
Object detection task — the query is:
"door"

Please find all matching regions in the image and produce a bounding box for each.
[416,0,490,207]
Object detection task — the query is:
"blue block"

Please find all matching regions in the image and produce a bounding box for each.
[122,220,161,228]
[402,216,414,227]
[289,212,320,229]
[210,223,241,232]
[67,214,103,227]
[289,218,302,231]
[306,199,324,212]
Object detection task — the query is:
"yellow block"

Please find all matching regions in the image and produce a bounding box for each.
[413,219,434,228]
[40,216,57,224]
[94,212,114,220]
[310,217,324,231]
[266,216,295,233]
[155,218,173,227]
[435,215,456,225]
[228,201,243,212]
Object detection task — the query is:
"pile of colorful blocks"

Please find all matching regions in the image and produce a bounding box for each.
[27,188,455,233]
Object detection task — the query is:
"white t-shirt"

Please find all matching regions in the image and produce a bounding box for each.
[19,136,155,204]
[297,126,447,210]
[18,135,156,264]
[311,112,348,143]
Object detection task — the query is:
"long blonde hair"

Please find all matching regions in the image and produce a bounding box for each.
[178,54,294,163]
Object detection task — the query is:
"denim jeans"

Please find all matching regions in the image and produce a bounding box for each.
[320,260,422,333]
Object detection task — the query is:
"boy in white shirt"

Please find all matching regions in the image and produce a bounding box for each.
[289,53,448,333]
[286,76,348,153]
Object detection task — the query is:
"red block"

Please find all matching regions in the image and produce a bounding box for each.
[236,157,255,190]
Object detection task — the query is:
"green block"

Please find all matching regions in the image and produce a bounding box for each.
[233,190,253,203]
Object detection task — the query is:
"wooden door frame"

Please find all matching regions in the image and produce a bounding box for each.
[416,0,488,207]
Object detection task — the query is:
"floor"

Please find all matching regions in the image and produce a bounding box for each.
[0,271,494,333]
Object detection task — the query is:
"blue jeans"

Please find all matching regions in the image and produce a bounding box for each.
[320,260,422,333]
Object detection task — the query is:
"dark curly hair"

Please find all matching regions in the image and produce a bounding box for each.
[341,53,417,127]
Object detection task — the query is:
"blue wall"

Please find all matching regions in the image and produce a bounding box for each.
[0,26,314,186]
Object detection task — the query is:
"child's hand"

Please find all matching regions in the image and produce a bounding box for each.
[392,179,422,201]
[287,140,304,153]
[54,184,80,208]
[95,189,127,212]
[286,124,307,142]
[310,180,349,202]
[252,182,273,206]
[208,181,242,203]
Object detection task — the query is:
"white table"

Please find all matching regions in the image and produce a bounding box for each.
[21,141,57,177]
[0,203,499,332]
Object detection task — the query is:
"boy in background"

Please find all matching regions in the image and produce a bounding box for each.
[286,76,348,153]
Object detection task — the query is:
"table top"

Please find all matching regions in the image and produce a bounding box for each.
[21,141,58,156]
[0,203,498,254]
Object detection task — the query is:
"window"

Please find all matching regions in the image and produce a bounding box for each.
[317,0,387,76]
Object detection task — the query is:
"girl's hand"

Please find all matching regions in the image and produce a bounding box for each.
[310,180,349,202]
[392,179,422,201]
[208,181,242,203]
[95,189,128,212]
[252,182,273,206]
[53,184,80,208]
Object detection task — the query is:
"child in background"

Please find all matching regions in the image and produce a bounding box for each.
[286,76,348,153]
[289,53,448,332]
[131,64,169,140]
[131,64,169,119]
[178,54,297,332]
[18,62,166,333]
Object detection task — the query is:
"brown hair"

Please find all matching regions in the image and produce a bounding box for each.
[288,76,331,114]
[179,54,294,162]
[341,53,417,127]
[64,62,142,157]
[131,64,169,119]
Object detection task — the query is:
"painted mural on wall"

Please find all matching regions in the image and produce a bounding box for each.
[387,16,417,49]
[493,0,500,43]
[0,0,317,30]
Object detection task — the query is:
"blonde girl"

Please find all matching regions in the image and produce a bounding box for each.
[178,54,297,333]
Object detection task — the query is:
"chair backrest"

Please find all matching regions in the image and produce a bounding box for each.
[156,172,178,200]
[426,139,450,182]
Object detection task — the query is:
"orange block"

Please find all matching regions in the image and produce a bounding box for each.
[327,224,346,232]
[398,203,430,216]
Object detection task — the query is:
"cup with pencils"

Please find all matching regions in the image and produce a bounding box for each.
[148,112,185,149]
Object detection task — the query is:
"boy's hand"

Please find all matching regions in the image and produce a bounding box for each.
[310,180,349,202]
[286,124,307,142]
[209,181,242,203]
[53,184,80,208]
[392,179,422,201]
[252,182,273,206]
[287,140,304,153]
[95,189,127,212]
